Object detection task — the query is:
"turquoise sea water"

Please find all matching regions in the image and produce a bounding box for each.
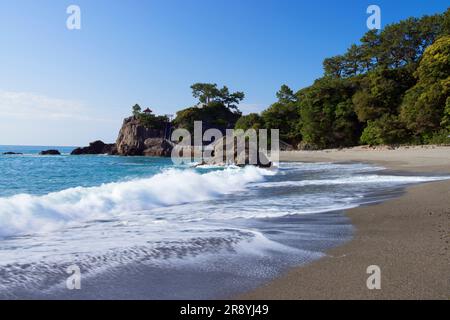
[0,145,173,197]
[0,145,448,299]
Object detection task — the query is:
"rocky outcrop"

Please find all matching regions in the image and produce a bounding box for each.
[102,143,117,155]
[71,140,117,155]
[205,135,272,167]
[143,138,173,157]
[115,116,172,156]
[39,149,61,155]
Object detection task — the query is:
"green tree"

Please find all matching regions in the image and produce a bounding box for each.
[359,29,381,70]
[261,102,300,143]
[174,101,241,135]
[442,96,450,130]
[219,86,245,111]
[352,68,415,122]
[132,104,142,117]
[298,77,360,148]
[174,83,244,135]
[190,83,245,111]
[342,44,364,77]
[333,99,363,146]
[400,36,450,137]
[443,8,450,35]
[323,55,346,78]
[276,85,297,103]
[191,83,221,104]
[377,15,444,68]
[360,114,409,145]
[324,13,445,77]
[235,113,265,131]
[261,85,301,144]
[177,9,450,149]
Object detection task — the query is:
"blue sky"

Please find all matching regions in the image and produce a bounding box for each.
[0,0,448,146]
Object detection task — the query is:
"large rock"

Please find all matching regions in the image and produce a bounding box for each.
[71,140,117,155]
[115,116,172,156]
[143,138,173,157]
[39,149,61,155]
[206,135,272,167]
[103,143,117,155]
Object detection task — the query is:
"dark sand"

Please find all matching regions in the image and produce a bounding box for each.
[238,146,450,299]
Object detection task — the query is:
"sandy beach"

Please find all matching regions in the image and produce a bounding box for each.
[239,145,450,300]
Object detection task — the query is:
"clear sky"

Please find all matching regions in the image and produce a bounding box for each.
[0,0,448,146]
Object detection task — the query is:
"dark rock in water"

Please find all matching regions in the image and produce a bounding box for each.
[103,143,117,155]
[207,135,272,167]
[2,152,23,155]
[39,149,61,155]
[70,115,172,157]
[71,140,117,155]
[115,116,172,156]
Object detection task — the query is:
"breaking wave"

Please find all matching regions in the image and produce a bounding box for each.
[0,166,273,237]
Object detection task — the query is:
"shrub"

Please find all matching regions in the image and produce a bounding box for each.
[360,115,410,145]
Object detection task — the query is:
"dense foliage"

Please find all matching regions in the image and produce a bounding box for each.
[234,8,450,148]
[173,83,243,134]
[400,36,450,140]
[235,113,264,131]
[260,85,302,145]
[129,9,449,148]
[190,83,245,111]
[131,104,169,131]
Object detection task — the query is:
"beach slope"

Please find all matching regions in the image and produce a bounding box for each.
[240,146,450,299]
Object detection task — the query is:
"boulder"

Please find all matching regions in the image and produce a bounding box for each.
[2,152,23,155]
[103,143,118,155]
[71,140,117,155]
[143,138,173,157]
[39,149,61,155]
[115,116,172,156]
[207,135,272,167]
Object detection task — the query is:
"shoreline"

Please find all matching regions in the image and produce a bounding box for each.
[238,146,450,299]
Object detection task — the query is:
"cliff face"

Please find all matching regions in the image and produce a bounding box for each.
[115,116,172,156]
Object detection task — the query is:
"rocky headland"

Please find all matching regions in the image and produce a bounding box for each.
[72,115,173,157]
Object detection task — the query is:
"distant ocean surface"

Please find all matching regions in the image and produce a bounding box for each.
[0,145,448,299]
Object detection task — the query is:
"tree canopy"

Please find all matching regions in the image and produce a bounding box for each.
[190,83,245,111]
[130,9,450,149]
[174,83,244,135]
[235,113,264,131]
[130,104,169,130]
[400,35,450,138]
[233,8,450,148]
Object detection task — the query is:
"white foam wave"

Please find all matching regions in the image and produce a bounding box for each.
[0,166,272,237]
[253,174,450,188]
[279,162,385,172]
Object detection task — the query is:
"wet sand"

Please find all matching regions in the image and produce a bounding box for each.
[239,146,450,299]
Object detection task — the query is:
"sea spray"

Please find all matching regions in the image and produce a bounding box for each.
[0,166,273,237]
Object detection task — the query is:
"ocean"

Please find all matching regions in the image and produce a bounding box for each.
[0,145,448,299]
